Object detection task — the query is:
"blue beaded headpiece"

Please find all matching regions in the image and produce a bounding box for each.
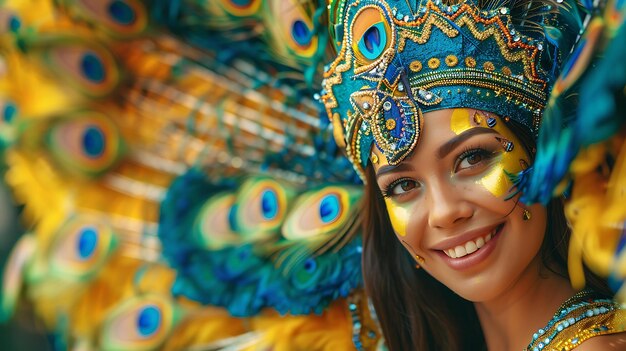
[321,0,579,179]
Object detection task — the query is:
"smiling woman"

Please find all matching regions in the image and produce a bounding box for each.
[321,0,626,349]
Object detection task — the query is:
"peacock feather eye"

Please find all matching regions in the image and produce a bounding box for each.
[56,0,148,36]
[80,52,106,83]
[136,305,161,337]
[319,194,341,224]
[231,177,297,240]
[45,111,124,177]
[219,0,262,17]
[292,20,312,47]
[261,188,279,220]
[350,6,393,66]
[99,294,180,351]
[35,37,121,97]
[48,215,117,280]
[282,185,362,240]
[192,192,239,250]
[108,0,136,25]
[265,0,318,61]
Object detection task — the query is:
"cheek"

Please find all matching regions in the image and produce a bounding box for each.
[384,199,409,237]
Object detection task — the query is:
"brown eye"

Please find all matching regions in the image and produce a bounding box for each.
[466,153,483,165]
[456,149,495,171]
[388,179,418,196]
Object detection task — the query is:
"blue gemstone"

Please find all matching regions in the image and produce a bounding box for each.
[319,194,341,223]
[137,305,161,337]
[83,126,106,158]
[77,227,98,259]
[487,117,497,127]
[291,20,311,46]
[3,103,17,122]
[9,15,21,32]
[571,337,579,344]
[108,0,136,25]
[261,189,278,219]
[81,52,106,83]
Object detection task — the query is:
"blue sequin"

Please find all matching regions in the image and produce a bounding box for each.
[137,305,161,337]
[83,126,106,158]
[261,189,278,219]
[81,53,106,83]
[77,227,98,259]
[358,22,387,60]
[319,194,340,223]
[108,0,136,25]
[292,20,311,46]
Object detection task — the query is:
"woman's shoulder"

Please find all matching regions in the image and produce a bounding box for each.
[526,290,626,351]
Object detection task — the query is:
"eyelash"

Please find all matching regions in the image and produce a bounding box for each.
[454,145,497,171]
[379,145,498,199]
[380,177,416,199]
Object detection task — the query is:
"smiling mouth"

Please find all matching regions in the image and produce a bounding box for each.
[442,224,504,259]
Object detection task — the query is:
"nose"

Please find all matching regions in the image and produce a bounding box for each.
[427,181,474,229]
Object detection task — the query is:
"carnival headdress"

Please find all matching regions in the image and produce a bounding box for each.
[322,0,582,179]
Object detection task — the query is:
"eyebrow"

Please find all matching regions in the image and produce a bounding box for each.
[437,127,497,159]
[375,162,415,178]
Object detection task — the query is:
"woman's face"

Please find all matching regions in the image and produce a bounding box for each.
[372,108,547,302]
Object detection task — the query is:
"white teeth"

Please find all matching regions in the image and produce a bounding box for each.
[442,227,499,259]
[465,241,478,254]
[476,237,485,248]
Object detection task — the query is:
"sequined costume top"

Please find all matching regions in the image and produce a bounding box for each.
[526,290,626,351]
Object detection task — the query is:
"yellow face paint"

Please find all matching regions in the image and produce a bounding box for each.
[450,109,529,197]
[371,148,410,237]
[384,198,409,237]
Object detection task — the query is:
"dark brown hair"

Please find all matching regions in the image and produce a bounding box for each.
[361,119,611,351]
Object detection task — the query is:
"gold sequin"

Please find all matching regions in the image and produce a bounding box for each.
[428,58,441,69]
[483,61,495,71]
[502,66,512,75]
[465,57,476,68]
[371,153,379,164]
[445,55,458,67]
[386,118,396,130]
[410,60,422,72]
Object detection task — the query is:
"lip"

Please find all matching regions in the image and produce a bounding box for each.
[430,223,503,251]
[432,223,505,271]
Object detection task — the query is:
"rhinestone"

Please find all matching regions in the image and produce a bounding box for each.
[362,102,371,110]
[383,101,392,111]
[404,15,409,21]
[398,83,405,91]
[499,7,508,14]
[537,43,544,51]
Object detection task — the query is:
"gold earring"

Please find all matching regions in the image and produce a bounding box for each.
[415,255,425,269]
[523,208,531,221]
